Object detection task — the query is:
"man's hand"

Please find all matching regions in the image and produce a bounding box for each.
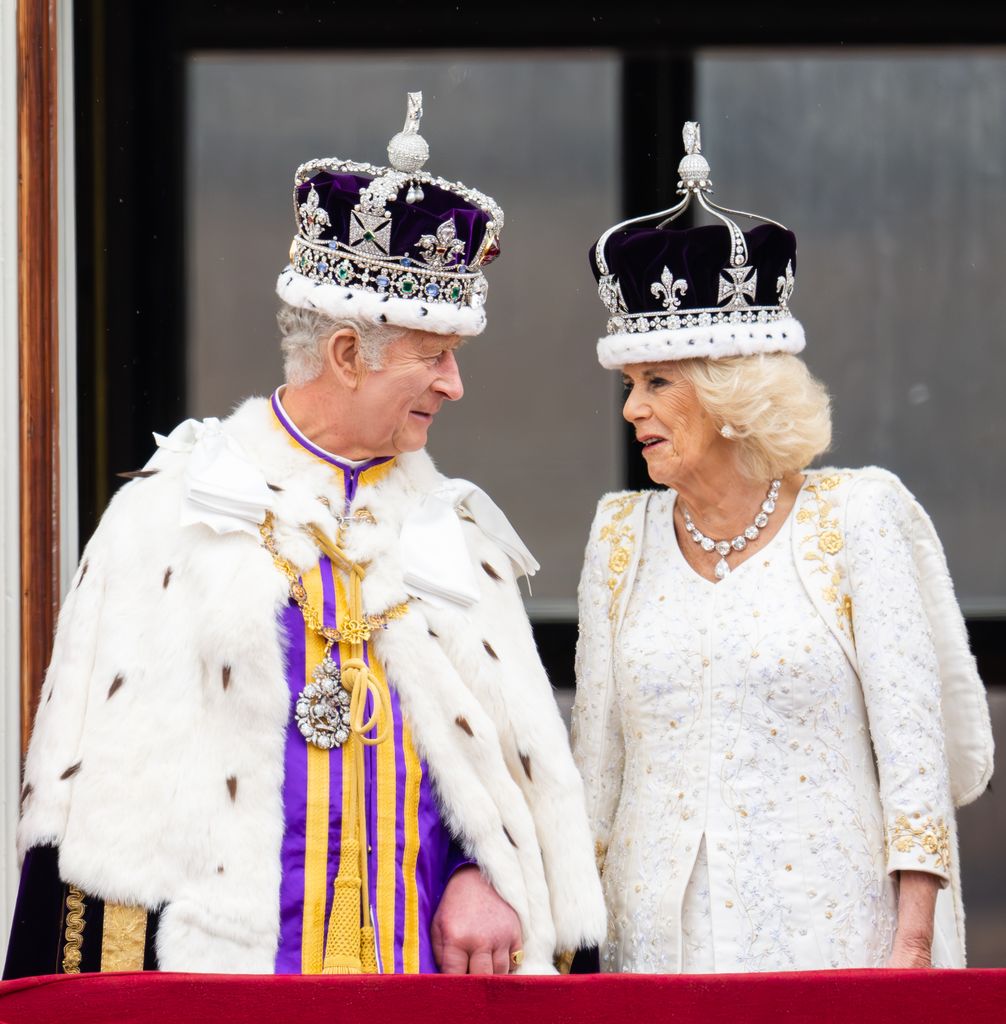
[431,865,523,974]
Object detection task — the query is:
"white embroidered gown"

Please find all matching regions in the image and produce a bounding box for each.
[573,480,955,974]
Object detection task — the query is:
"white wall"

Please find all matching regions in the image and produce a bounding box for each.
[0,0,77,963]
[0,0,23,964]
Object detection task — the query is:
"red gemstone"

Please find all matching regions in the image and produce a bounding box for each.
[480,239,501,265]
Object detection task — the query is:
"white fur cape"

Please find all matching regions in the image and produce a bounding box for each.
[18,397,606,973]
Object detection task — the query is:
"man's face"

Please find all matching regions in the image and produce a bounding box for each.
[352,331,465,456]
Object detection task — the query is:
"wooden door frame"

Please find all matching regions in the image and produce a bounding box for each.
[17,0,61,755]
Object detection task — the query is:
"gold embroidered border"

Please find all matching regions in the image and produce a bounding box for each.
[599,493,642,624]
[594,838,608,877]
[62,885,86,974]
[796,473,854,639]
[888,814,951,872]
[100,903,148,972]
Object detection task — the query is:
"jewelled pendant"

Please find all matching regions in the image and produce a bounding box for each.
[714,557,731,580]
[295,656,352,750]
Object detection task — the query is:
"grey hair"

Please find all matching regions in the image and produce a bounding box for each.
[277,302,405,385]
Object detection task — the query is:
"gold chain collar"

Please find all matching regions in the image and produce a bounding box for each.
[259,512,408,651]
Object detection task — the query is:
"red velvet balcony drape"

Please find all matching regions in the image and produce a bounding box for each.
[1,970,1005,1024]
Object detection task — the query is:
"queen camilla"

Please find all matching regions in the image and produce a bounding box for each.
[571,123,994,974]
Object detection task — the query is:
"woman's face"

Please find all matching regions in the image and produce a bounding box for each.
[621,361,722,488]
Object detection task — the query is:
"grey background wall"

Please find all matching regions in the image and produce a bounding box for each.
[184,49,1005,964]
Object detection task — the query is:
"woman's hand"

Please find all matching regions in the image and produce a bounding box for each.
[887,933,933,969]
[886,870,939,969]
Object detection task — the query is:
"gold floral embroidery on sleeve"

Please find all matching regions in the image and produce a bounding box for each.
[797,473,854,639]
[887,814,950,871]
[598,493,642,624]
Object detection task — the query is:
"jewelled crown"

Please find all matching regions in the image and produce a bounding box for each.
[277,92,504,337]
[589,122,805,368]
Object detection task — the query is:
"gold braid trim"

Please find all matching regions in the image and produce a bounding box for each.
[795,473,855,640]
[598,494,642,624]
[62,885,86,974]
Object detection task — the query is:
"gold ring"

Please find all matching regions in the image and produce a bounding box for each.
[510,949,524,968]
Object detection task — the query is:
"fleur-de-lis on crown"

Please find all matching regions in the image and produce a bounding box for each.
[651,266,688,310]
[418,219,466,269]
[299,185,331,241]
[776,260,795,305]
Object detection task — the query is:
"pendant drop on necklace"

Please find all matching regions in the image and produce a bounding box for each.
[683,479,782,580]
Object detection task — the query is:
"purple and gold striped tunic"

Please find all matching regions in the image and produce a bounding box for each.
[271,392,467,974]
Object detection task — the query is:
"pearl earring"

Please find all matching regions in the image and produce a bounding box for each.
[719,424,736,440]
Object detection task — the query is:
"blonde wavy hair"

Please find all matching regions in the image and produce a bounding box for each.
[676,354,832,481]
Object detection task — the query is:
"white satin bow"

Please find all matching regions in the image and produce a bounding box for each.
[400,479,539,609]
[148,418,275,538]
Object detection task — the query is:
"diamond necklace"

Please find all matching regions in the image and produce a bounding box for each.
[681,479,782,580]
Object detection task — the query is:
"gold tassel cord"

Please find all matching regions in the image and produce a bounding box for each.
[260,513,400,975]
[319,540,390,975]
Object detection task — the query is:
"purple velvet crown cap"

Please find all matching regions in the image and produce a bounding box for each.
[590,219,806,367]
[298,171,495,268]
[588,222,797,316]
[589,120,806,366]
[278,91,504,338]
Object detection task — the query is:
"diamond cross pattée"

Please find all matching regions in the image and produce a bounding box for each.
[349,210,392,257]
[717,265,758,311]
